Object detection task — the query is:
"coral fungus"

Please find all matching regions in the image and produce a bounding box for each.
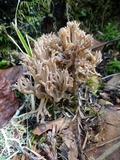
[16,21,102,122]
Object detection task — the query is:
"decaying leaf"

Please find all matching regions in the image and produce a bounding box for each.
[100,74,120,105]
[0,66,23,128]
[60,119,79,160]
[85,108,120,160]
[33,117,79,160]
[0,65,24,84]
[99,99,113,106]
[33,117,72,135]
[105,74,120,90]
[12,154,18,160]
[91,39,103,52]
[99,92,111,101]
[91,38,120,52]
[0,75,19,128]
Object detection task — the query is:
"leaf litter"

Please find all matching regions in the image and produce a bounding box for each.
[1,63,120,160]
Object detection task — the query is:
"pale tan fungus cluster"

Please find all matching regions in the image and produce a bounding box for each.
[17,21,102,122]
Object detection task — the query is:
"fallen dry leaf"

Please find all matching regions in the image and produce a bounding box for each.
[0,65,24,84]
[105,74,120,90]
[60,131,78,160]
[100,74,120,105]
[32,117,72,135]
[91,38,120,52]
[0,66,23,128]
[60,119,79,160]
[21,154,26,160]
[11,154,18,160]
[0,75,19,128]
[99,99,113,106]
[91,39,103,52]
[85,107,120,160]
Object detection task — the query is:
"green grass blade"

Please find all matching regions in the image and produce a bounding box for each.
[7,34,25,54]
[15,28,33,57]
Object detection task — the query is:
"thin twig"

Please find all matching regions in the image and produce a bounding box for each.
[76,105,86,160]
[22,149,46,160]
[91,38,120,50]
[6,151,19,160]
[87,136,120,152]
[13,95,31,118]
[102,73,120,80]
[82,131,89,150]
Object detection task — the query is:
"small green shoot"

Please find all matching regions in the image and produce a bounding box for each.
[0,60,9,68]
[7,0,33,57]
[12,23,33,57]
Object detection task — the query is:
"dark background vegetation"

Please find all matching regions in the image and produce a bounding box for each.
[0,0,120,72]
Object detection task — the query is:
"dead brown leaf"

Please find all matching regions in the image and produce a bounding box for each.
[85,107,120,160]
[100,74,120,105]
[12,154,18,160]
[32,117,72,135]
[0,75,19,128]
[0,65,24,84]
[21,154,26,160]
[60,119,79,160]
[91,38,120,52]
[105,74,120,90]
[99,99,113,106]
[0,66,23,128]
[92,39,103,51]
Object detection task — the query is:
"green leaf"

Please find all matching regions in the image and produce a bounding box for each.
[0,61,9,68]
